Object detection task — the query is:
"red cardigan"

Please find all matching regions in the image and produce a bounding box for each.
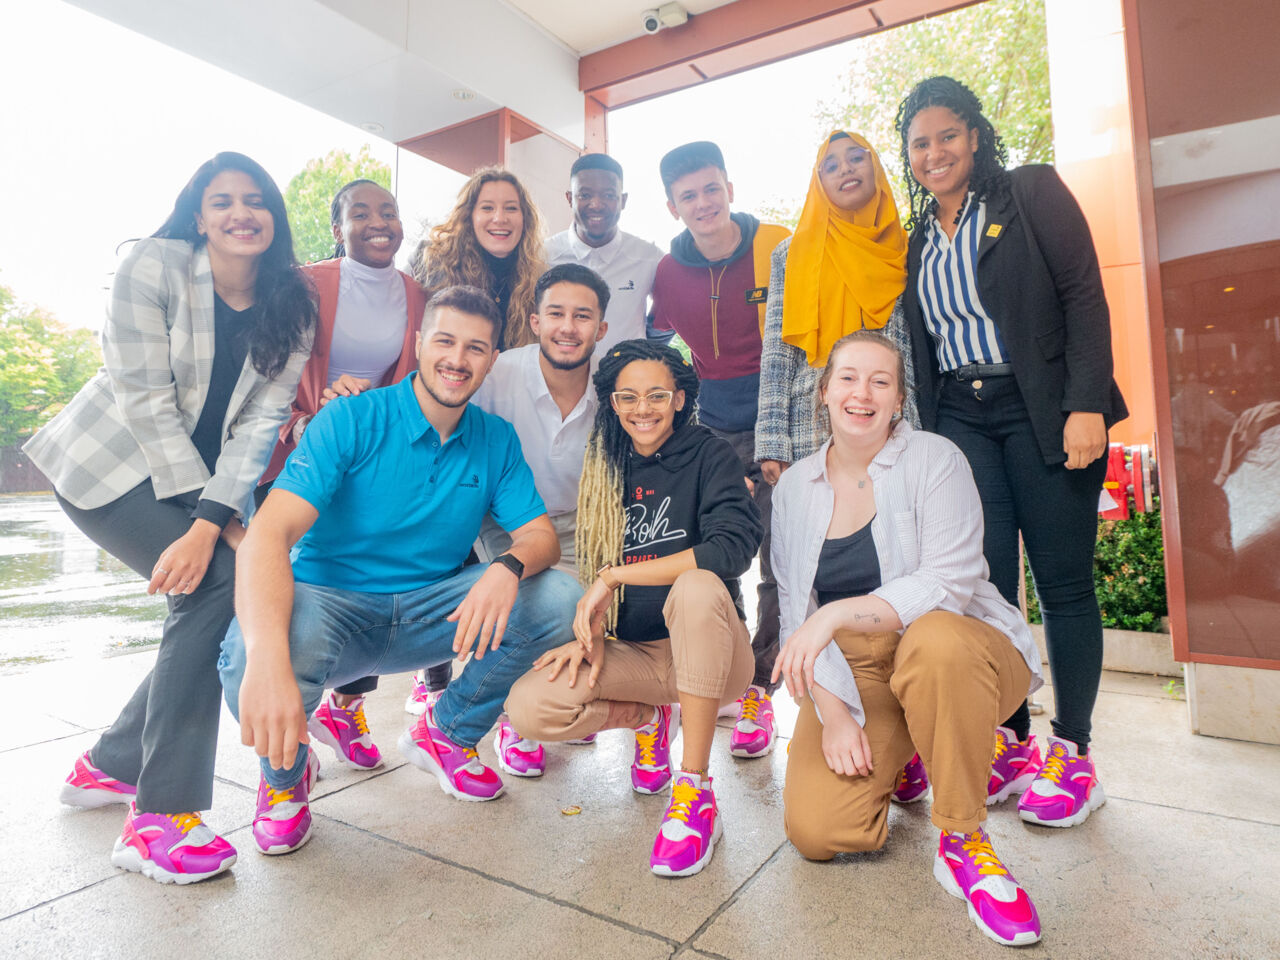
[260,258,427,485]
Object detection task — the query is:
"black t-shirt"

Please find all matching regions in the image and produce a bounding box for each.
[814,519,882,606]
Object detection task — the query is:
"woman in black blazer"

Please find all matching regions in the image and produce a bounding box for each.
[895,76,1127,830]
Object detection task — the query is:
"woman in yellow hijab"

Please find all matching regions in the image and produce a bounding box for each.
[756,132,918,485]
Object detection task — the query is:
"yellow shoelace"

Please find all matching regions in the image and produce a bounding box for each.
[992,731,1009,761]
[962,832,1008,876]
[1041,747,1068,785]
[266,786,297,807]
[166,812,202,834]
[351,704,371,737]
[635,728,660,767]
[739,694,765,723]
[666,782,700,824]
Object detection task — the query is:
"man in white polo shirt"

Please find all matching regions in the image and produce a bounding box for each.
[545,154,663,352]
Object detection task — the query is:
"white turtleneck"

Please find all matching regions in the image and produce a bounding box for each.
[328,257,409,387]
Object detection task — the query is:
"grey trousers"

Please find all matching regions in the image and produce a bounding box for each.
[707,425,780,692]
[57,481,236,813]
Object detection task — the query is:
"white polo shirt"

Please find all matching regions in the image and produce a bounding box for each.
[545,228,663,352]
[471,343,596,517]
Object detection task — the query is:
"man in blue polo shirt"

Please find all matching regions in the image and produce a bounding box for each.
[219,285,578,856]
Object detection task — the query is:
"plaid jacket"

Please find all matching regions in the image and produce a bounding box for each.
[24,238,312,514]
[755,237,918,464]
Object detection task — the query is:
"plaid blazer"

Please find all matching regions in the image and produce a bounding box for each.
[755,237,918,464]
[24,238,312,514]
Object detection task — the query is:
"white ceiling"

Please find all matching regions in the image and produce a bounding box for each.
[502,0,736,54]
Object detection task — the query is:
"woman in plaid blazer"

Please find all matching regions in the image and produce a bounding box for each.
[24,152,316,884]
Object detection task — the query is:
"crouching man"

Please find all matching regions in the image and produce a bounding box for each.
[218,285,578,856]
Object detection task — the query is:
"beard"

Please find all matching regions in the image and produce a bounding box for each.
[539,340,593,372]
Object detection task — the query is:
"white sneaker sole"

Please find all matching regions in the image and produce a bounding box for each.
[60,783,133,809]
[110,840,236,885]
[492,731,545,778]
[397,730,504,802]
[255,822,313,856]
[933,855,1042,947]
[986,769,1038,806]
[307,717,384,771]
[651,815,724,878]
[1018,783,1107,827]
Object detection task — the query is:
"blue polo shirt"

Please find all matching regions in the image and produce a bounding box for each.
[274,373,546,593]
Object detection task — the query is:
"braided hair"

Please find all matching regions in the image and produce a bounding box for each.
[575,340,700,627]
[895,76,1011,233]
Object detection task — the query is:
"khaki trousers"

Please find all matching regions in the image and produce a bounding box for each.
[783,611,1031,860]
[506,569,754,742]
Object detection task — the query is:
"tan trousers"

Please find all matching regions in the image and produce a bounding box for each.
[783,611,1031,860]
[506,569,754,742]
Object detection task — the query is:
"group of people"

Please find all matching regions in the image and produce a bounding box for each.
[28,76,1126,948]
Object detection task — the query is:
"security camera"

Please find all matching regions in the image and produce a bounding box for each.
[641,9,661,34]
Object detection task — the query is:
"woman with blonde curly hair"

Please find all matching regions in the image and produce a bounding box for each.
[410,166,545,352]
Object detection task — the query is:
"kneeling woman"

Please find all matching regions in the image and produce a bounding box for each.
[506,339,761,878]
[772,331,1044,947]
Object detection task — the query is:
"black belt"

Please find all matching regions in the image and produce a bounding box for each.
[948,362,1014,382]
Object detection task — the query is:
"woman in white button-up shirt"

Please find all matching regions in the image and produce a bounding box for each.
[770,330,1047,947]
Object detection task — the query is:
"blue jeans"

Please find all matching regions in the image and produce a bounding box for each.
[218,564,579,789]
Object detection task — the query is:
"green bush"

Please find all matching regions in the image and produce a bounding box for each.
[1024,500,1167,632]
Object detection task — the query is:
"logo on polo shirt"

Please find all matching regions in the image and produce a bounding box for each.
[617,279,636,291]
[459,473,480,488]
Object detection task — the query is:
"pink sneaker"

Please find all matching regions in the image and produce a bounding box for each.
[934,828,1042,946]
[650,773,722,877]
[987,726,1042,805]
[398,704,504,802]
[405,673,440,716]
[60,751,136,808]
[493,719,545,778]
[308,693,383,770]
[252,767,313,856]
[110,804,237,884]
[566,732,597,745]
[892,752,929,804]
[632,704,680,795]
[1018,737,1106,827]
[729,686,776,758]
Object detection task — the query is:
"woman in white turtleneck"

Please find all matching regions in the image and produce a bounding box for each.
[257,178,426,775]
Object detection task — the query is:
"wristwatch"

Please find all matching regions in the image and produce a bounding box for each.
[491,552,524,580]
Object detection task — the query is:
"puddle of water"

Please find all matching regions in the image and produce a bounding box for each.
[0,495,165,675]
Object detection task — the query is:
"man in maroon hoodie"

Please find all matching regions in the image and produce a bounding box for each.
[650,140,791,760]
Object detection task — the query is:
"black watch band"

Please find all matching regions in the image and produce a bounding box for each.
[491,553,524,580]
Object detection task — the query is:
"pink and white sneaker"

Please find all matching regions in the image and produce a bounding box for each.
[565,732,597,745]
[892,752,930,804]
[308,693,383,770]
[60,751,136,808]
[987,726,1042,805]
[1018,737,1105,827]
[650,773,722,878]
[252,766,313,856]
[398,704,504,802]
[729,686,776,759]
[632,704,680,795]
[111,804,237,884]
[404,673,440,716]
[493,718,545,778]
[934,827,1041,946]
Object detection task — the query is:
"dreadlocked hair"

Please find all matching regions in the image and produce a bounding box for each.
[895,76,1011,234]
[575,339,700,630]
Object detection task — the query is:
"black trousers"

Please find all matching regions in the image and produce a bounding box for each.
[57,481,237,813]
[935,376,1106,749]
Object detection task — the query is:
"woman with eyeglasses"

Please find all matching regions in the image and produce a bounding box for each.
[505,338,762,878]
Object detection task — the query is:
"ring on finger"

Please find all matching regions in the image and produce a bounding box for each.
[156,567,169,575]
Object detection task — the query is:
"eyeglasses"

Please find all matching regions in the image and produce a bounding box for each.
[611,390,675,412]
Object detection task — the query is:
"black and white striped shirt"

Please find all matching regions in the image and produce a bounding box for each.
[917,196,1009,371]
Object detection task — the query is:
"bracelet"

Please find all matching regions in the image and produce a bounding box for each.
[596,563,619,591]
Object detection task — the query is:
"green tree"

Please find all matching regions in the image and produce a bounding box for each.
[284,145,392,264]
[763,0,1052,226]
[0,284,102,447]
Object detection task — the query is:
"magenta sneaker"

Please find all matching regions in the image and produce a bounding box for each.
[405,673,440,716]
[60,751,136,808]
[111,804,237,884]
[1018,737,1106,827]
[892,752,930,804]
[566,732,597,745]
[934,828,1041,946]
[650,773,722,877]
[493,719,545,778]
[398,704,504,802]
[252,767,313,856]
[632,704,680,795]
[308,693,383,770]
[729,686,776,758]
[987,726,1042,805]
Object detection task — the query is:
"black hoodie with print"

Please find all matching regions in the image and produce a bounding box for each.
[615,421,764,643]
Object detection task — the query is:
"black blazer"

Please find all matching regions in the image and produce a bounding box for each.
[904,164,1128,465]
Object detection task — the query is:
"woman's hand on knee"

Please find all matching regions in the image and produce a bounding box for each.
[822,712,874,778]
[572,577,613,652]
[534,640,599,688]
[772,611,835,698]
[148,519,220,596]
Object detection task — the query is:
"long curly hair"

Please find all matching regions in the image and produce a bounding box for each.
[575,340,700,627]
[412,167,544,350]
[152,152,316,379]
[895,76,1011,234]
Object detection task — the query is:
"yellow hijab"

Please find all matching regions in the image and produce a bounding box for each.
[781,131,908,366]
